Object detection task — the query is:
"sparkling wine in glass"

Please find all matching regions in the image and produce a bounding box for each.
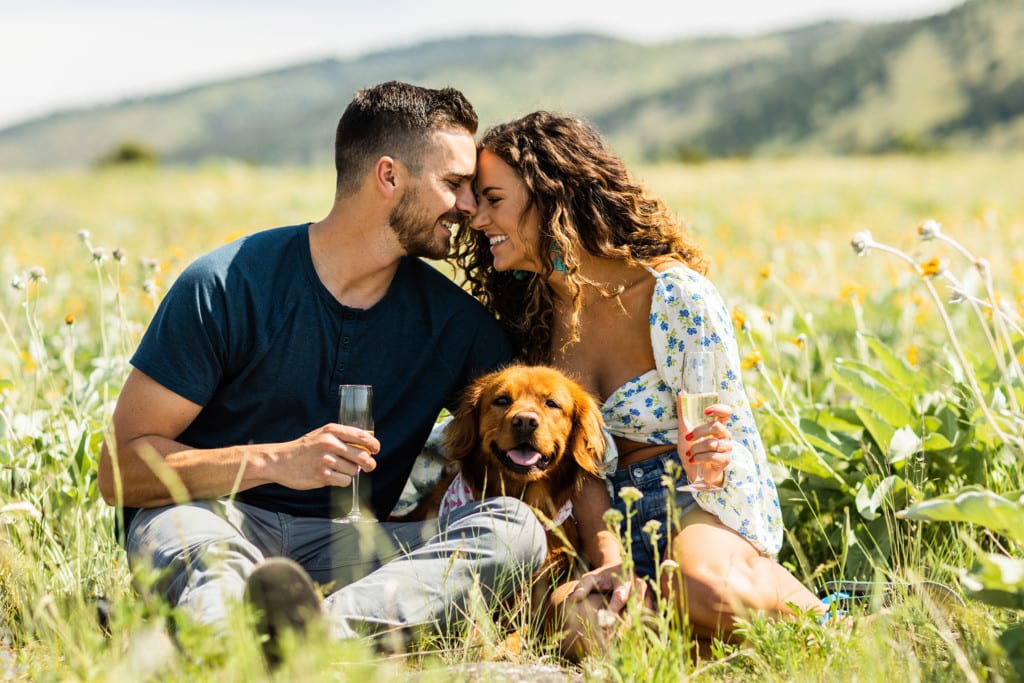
[336,384,373,523]
[676,351,722,493]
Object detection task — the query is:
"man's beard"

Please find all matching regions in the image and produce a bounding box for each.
[389,188,456,260]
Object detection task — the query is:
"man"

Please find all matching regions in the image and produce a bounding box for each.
[98,81,545,658]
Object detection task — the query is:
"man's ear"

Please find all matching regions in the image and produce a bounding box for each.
[375,156,400,197]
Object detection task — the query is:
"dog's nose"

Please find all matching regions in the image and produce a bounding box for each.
[511,411,539,434]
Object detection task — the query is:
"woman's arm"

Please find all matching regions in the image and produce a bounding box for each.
[567,475,636,612]
[651,266,784,556]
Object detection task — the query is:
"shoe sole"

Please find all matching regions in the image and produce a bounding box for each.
[245,558,322,666]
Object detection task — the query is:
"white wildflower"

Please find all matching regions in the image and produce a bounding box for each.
[917,219,941,241]
[850,231,874,256]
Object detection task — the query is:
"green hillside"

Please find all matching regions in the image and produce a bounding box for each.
[1,0,1021,170]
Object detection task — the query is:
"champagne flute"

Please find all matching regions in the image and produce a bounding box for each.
[676,351,722,493]
[336,384,373,523]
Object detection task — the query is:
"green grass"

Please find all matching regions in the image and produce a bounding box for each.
[1,154,1022,681]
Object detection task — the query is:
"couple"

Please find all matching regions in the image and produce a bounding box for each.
[98,81,824,661]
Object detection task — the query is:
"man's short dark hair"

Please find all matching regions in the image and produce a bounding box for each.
[334,81,478,195]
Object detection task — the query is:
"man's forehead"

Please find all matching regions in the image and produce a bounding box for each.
[429,128,477,171]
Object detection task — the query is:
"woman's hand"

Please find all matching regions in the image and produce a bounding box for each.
[677,401,733,488]
[568,562,649,613]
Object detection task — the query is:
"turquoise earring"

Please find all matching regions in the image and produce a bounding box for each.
[551,245,567,273]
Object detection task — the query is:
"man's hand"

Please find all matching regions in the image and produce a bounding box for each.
[99,368,381,507]
[272,424,379,490]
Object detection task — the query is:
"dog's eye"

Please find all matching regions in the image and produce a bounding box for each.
[544,398,561,409]
[492,395,511,407]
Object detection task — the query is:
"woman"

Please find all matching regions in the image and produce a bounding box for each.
[457,111,827,642]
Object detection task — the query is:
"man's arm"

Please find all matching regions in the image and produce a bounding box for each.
[97,369,379,508]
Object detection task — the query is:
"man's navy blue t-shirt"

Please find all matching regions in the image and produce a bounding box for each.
[128,223,512,525]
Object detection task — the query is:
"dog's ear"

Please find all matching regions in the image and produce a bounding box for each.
[568,384,607,477]
[442,372,489,461]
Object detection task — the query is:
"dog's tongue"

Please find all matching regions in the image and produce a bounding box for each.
[507,448,542,467]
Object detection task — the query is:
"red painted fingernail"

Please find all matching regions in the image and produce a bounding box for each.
[687,455,695,463]
[685,448,691,457]
[685,431,694,441]
[704,407,715,415]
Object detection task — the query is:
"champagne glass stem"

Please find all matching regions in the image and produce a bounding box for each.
[349,469,361,518]
[337,384,373,523]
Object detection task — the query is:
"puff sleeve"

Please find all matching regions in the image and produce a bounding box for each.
[650,267,783,557]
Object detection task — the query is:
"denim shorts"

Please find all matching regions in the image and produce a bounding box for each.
[609,450,699,579]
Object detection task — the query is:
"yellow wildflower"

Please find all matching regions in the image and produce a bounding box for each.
[919,257,943,278]
[792,334,807,349]
[759,264,772,279]
[64,314,75,326]
[741,349,763,370]
[906,345,919,367]
[731,307,748,332]
[20,351,36,373]
[839,283,864,304]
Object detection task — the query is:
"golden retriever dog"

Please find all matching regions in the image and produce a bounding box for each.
[394,364,608,654]
[440,364,607,578]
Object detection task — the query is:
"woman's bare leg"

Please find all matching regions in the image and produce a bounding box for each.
[663,509,825,638]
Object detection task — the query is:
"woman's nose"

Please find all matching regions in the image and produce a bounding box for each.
[469,206,488,230]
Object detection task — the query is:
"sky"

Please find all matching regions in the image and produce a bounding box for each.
[1,0,963,130]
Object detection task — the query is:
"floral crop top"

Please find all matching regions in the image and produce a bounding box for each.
[601,265,783,556]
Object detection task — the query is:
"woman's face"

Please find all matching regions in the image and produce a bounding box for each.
[470,148,542,273]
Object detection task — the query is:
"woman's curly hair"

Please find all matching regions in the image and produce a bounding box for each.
[453,111,707,364]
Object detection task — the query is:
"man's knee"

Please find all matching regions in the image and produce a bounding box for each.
[127,503,262,601]
[446,497,547,574]
[480,496,548,570]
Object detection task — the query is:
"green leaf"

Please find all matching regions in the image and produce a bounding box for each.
[74,426,90,485]
[770,443,836,480]
[855,474,908,521]
[860,333,927,393]
[999,624,1024,679]
[855,406,895,453]
[887,426,921,464]
[921,431,954,452]
[962,553,1024,609]
[798,418,852,460]
[900,487,1024,543]
[833,358,914,429]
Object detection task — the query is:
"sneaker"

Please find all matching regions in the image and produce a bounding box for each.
[245,558,323,666]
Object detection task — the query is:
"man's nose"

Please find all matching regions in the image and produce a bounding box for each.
[456,186,478,216]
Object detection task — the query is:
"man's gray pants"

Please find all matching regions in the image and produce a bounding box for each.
[126,497,547,641]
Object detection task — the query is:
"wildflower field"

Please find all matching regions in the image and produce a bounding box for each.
[1,154,1023,681]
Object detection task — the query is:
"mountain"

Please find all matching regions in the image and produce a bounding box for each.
[1,0,1021,170]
